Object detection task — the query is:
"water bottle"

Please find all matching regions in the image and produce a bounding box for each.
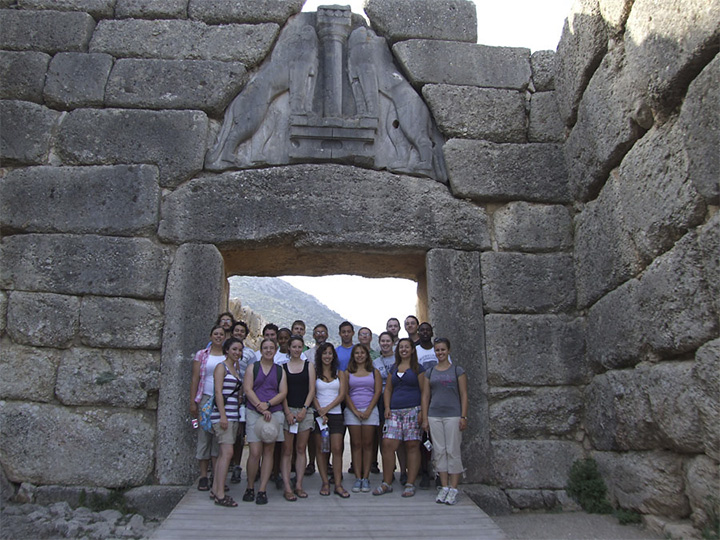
[321,428,330,453]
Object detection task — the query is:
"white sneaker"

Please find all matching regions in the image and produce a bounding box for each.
[436,486,449,504]
[445,488,458,505]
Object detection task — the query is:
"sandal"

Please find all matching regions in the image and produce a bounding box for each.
[256,491,268,505]
[294,488,309,498]
[334,487,350,498]
[242,488,255,502]
[402,483,416,498]
[372,481,393,496]
[214,495,238,507]
[283,491,297,502]
[319,483,331,496]
[197,477,209,491]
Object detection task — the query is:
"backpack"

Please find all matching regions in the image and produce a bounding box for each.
[253,361,282,385]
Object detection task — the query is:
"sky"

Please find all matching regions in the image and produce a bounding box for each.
[281,0,574,338]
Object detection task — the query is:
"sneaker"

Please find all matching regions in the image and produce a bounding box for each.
[445,488,458,505]
[351,479,362,493]
[419,473,430,489]
[436,486,449,504]
[230,466,242,484]
[370,462,381,475]
[361,478,371,492]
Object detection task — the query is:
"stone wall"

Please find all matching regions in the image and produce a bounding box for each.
[0,0,717,533]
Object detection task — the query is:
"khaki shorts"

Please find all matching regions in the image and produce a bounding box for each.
[213,421,239,445]
[246,409,285,443]
[283,407,315,432]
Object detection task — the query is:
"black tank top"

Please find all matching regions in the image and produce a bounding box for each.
[284,360,310,408]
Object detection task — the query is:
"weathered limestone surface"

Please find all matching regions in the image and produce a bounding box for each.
[364,0,477,44]
[124,486,188,520]
[505,489,561,511]
[44,53,114,109]
[55,348,160,408]
[156,243,225,485]
[462,484,513,516]
[584,363,703,453]
[492,440,583,489]
[188,0,304,24]
[685,455,720,529]
[489,387,583,439]
[0,291,6,336]
[0,51,50,102]
[393,40,531,90]
[530,50,555,91]
[79,297,164,350]
[0,9,95,53]
[6,292,79,348]
[598,0,633,34]
[115,0,187,19]
[159,165,490,251]
[105,59,247,115]
[423,85,526,142]
[0,401,155,487]
[481,253,576,313]
[0,341,60,402]
[624,0,720,118]
[698,213,720,319]
[0,165,160,236]
[593,451,690,518]
[493,202,572,252]
[692,338,720,460]
[485,315,589,386]
[528,91,565,143]
[17,0,115,18]
[56,108,208,188]
[0,100,60,165]
[426,249,490,482]
[90,19,279,67]
[0,234,170,299]
[445,140,569,203]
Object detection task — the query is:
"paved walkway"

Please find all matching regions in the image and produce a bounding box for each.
[152,471,508,540]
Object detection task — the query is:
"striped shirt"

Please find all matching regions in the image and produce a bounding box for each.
[211,363,242,423]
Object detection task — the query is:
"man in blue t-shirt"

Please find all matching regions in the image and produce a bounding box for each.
[336,321,355,371]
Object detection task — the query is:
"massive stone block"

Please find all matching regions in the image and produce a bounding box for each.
[485,315,589,386]
[90,19,279,67]
[593,451,690,518]
[493,202,572,252]
[55,347,160,408]
[530,50,555,92]
[364,0,477,44]
[0,9,95,53]
[698,213,720,324]
[115,0,187,19]
[156,243,225,485]
[56,108,207,188]
[0,291,6,336]
[528,91,565,143]
[158,165,490,251]
[492,440,583,489]
[0,234,170,299]
[6,291,79,349]
[0,341,60,402]
[691,338,720,460]
[598,0,633,34]
[445,140,569,203]
[685,455,720,529]
[105,59,247,116]
[481,253,576,313]
[79,297,163,350]
[0,401,155,487]
[423,85,527,143]
[584,363,703,453]
[393,40,531,90]
[489,387,583,439]
[0,51,50,102]
[426,249,490,482]
[188,0,304,24]
[624,0,720,118]
[0,100,60,165]
[44,52,113,110]
[0,165,160,236]
[16,0,115,18]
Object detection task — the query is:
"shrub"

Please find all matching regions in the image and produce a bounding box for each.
[566,458,613,514]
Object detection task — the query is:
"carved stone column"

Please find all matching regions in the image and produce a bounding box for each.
[316,5,352,117]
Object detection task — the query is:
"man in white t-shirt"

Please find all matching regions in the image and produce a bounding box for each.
[415,322,439,369]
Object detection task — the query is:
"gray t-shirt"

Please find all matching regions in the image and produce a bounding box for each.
[427,365,465,417]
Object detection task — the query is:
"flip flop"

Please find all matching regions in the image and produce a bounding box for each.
[294,488,309,498]
[283,491,297,502]
[320,483,331,496]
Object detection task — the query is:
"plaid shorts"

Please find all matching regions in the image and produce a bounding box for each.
[383,406,422,441]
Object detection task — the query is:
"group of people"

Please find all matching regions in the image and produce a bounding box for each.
[189,314,468,508]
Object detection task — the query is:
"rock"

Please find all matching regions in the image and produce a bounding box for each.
[692,338,720,460]
[85,521,114,539]
[6,291,79,348]
[0,165,161,236]
[531,50,555,91]
[423,85,527,143]
[445,139,569,203]
[528,91,565,143]
[79,297,163,349]
[685,454,720,530]
[393,40,531,90]
[0,291,6,336]
[0,100,60,165]
[44,52,113,109]
[481,252,576,313]
[48,501,72,518]
[98,509,123,524]
[485,315,589,386]
[90,19,280,67]
[0,401,155,487]
[56,108,208,188]
[0,341,61,402]
[506,489,555,510]
[188,0,304,24]
[17,0,115,18]
[698,214,720,319]
[0,464,13,502]
[15,483,36,504]
[492,440,583,489]
[115,0,187,19]
[364,0,477,44]
[0,51,50,102]
[105,59,247,116]
[462,484,512,516]
[0,234,170,299]
[55,347,160,408]
[34,485,110,507]
[493,202,572,252]
[0,9,95,53]
[557,489,583,511]
[598,0,633,34]
[124,486,187,520]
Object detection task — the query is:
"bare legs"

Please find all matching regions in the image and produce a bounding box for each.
[281,429,310,493]
[349,425,376,479]
[381,438,419,485]
[247,441,274,492]
[212,443,233,499]
[314,432,345,491]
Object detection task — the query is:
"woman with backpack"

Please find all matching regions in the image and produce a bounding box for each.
[421,337,468,506]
